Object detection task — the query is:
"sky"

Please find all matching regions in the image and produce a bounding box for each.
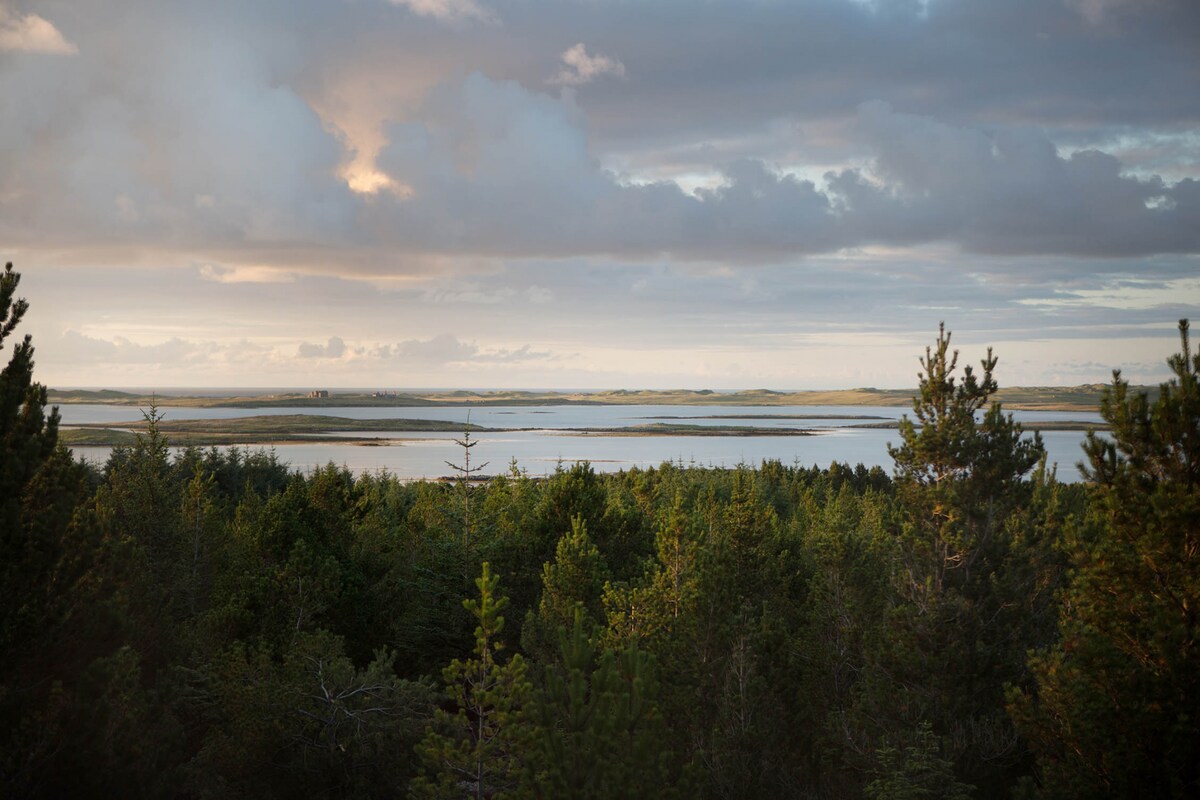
[2,0,1198,390]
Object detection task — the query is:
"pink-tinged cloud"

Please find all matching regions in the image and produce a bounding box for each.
[549,44,626,86]
[0,9,77,54]
[389,0,495,24]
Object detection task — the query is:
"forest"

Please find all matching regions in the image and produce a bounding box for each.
[3,260,1198,800]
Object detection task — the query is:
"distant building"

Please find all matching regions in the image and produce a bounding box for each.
[307,390,329,399]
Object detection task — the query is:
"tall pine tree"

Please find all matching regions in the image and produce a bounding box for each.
[1011,319,1200,798]
[0,262,63,653]
[881,324,1047,797]
[414,563,533,800]
[888,323,1043,596]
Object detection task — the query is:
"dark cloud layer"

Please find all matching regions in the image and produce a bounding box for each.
[1,0,1196,272]
[367,81,1198,261]
[4,0,1199,390]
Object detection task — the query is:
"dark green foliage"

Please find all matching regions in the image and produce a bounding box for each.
[529,613,686,799]
[193,631,431,799]
[866,722,974,800]
[0,265,175,797]
[414,563,532,799]
[1011,320,1200,799]
[171,444,291,504]
[874,326,1054,793]
[889,323,1044,596]
[520,515,610,663]
[6,271,1195,800]
[0,262,63,655]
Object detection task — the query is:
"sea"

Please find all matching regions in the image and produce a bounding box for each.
[57,403,1104,483]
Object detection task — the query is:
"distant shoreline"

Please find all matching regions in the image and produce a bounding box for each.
[48,384,1122,413]
[57,413,1108,448]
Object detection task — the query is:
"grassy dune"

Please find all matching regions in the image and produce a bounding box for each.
[561,423,817,437]
[59,416,490,447]
[847,419,1107,432]
[141,415,490,435]
[59,428,142,447]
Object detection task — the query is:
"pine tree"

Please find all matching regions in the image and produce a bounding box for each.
[521,515,610,662]
[888,323,1043,595]
[0,264,180,796]
[880,324,1047,797]
[0,262,63,652]
[865,722,974,800]
[445,414,489,548]
[0,263,59,490]
[649,492,702,624]
[530,611,683,799]
[167,462,226,624]
[0,261,85,672]
[95,402,176,584]
[414,563,532,799]
[1010,320,1200,798]
[602,491,704,652]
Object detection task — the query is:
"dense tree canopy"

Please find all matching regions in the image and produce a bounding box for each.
[1,280,1193,800]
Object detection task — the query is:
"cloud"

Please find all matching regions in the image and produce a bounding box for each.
[376,334,479,365]
[388,0,495,24]
[296,336,347,358]
[1065,0,1146,25]
[1,0,1197,281]
[526,285,553,303]
[369,73,838,260]
[549,43,625,86]
[4,34,1196,271]
[367,334,552,366]
[0,4,356,256]
[1015,277,1200,311]
[57,331,204,366]
[199,264,297,284]
[478,344,553,362]
[421,284,517,304]
[367,76,1198,261]
[0,8,77,54]
[827,101,1200,257]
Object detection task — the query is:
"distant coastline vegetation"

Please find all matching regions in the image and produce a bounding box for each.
[50,384,1120,412]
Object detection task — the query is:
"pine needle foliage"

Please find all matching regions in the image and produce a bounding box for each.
[1011,319,1200,799]
[413,563,532,800]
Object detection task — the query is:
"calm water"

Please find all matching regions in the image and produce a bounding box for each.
[60,404,1102,482]
[56,403,920,428]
